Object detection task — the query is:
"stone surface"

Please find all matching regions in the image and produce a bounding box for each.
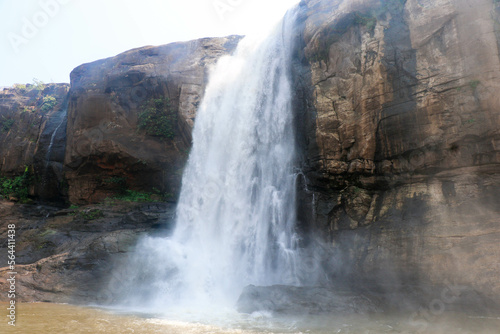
[65,36,241,204]
[0,200,175,303]
[293,0,500,307]
[0,84,69,201]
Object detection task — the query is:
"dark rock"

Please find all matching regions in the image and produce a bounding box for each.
[64,36,242,204]
[0,200,171,303]
[0,84,69,201]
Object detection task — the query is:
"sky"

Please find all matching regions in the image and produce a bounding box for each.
[0,0,299,87]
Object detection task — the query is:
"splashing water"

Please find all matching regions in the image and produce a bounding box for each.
[117,7,307,312]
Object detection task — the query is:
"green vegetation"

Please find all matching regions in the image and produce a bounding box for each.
[13,79,46,93]
[41,95,57,113]
[32,78,46,91]
[464,118,476,125]
[13,83,27,91]
[354,12,377,32]
[0,166,33,202]
[40,229,57,238]
[105,176,127,187]
[105,188,173,204]
[138,98,176,139]
[102,175,171,203]
[114,190,156,202]
[469,80,480,90]
[1,117,15,132]
[77,209,104,221]
[352,186,362,194]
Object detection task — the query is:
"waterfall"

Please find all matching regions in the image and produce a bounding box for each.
[45,109,67,168]
[117,7,306,311]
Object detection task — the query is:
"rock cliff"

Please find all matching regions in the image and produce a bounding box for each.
[293,0,500,308]
[65,36,241,204]
[0,83,69,202]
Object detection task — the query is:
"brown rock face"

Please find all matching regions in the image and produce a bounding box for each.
[0,84,69,202]
[65,36,241,204]
[294,0,500,306]
[0,199,175,303]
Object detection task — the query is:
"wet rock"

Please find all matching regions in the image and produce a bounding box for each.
[294,0,500,307]
[0,84,69,201]
[0,200,173,303]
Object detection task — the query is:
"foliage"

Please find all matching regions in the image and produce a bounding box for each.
[0,166,33,202]
[106,187,172,204]
[113,190,156,202]
[1,117,15,132]
[41,95,57,113]
[138,98,176,139]
[105,176,127,184]
[469,80,480,90]
[32,78,46,91]
[13,79,45,93]
[13,83,27,91]
[77,209,104,221]
[22,106,35,113]
[353,12,377,32]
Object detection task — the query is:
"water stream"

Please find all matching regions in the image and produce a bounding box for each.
[116,7,313,313]
[45,108,67,169]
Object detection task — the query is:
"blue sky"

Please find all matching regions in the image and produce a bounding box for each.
[0,0,298,87]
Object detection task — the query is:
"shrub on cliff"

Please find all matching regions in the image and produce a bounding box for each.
[40,95,57,113]
[0,166,33,202]
[138,98,176,139]
[0,117,15,132]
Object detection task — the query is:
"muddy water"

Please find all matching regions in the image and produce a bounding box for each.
[2,303,500,333]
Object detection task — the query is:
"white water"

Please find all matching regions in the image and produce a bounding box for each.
[116,8,307,312]
[45,108,66,168]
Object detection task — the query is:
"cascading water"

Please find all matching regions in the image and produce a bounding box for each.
[45,108,67,168]
[116,6,311,313]
[39,105,68,201]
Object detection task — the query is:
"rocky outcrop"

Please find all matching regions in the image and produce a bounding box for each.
[0,199,175,303]
[294,0,500,307]
[0,84,69,202]
[65,36,241,204]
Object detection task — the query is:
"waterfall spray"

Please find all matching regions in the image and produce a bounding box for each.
[116,7,309,312]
